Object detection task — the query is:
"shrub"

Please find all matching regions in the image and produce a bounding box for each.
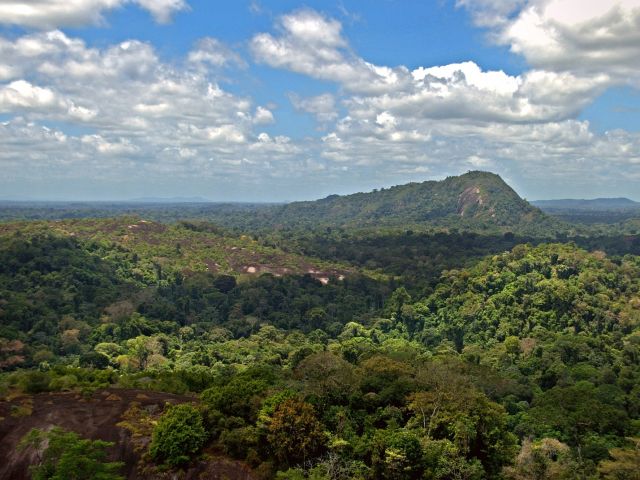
[19,427,124,480]
[149,403,207,467]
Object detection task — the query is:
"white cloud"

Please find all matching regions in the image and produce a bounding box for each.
[251,9,411,95]
[0,0,188,28]
[505,0,640,77]
[81,134,139,155]
[253,11,612,125]
[289,93,338,124]
[339,63,609,126]
[0,80,59,111]
[1,7,639,199]
[0,31,251,129]
[0,64,19,81]
[280,9,344,47]
[188,37,245,68]
[202,125,246,143]
[412,62,519,95]
[467,155,493,167]
[459,0,640,86]
[250,132,299,154]
[135,0,188,24]
[375,111,397,129]
[253,106,274,124]
[246,8,639,197]
[242,9,638,194]
[67,103,98,120]
[456,0,527,27]
[0,30,310,190]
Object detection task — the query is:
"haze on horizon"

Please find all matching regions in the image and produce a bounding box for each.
[1,0,639,202]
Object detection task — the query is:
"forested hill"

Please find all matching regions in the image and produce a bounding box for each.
[0,172,563,235]
[0,218,352,284]
[2,234,639,478]
[265,171,559,234]
[415,242,640,349]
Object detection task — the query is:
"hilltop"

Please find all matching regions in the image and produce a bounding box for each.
[264,171,559,234]
[0,172,563,235]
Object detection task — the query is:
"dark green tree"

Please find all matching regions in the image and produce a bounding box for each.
[19,427,124,480]
[149,403,207,467]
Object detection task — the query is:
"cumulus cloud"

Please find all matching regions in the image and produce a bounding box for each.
[0,30,308,192]
[251,9,410,95]
[0,0,188,29]
[289,93,338,124]
[247,8,640,197]
[316,115,640,195]
[188,37,245,68]
[456,0,527,27]
[81,134,139,155]
[0,78,101,122]
[460,0,640,85]
[0,31,250,128]
[1,6,639,199]
[252,11,612,125]
[0,80,59,111]
[253,106,275,124]
[134,0,188,23]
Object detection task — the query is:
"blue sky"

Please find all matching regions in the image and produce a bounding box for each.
[1,0,639,201]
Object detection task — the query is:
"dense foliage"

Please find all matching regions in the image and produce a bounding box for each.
[2,185,640,479]
[18,427,124,480]
[418,243,640,346]
[0,224,391,370]
[149,403,207,467]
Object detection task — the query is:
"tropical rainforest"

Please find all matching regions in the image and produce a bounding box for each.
[0,172,639,480]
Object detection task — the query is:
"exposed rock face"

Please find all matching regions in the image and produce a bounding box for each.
[457,186,482,216]
[0,389,257,480]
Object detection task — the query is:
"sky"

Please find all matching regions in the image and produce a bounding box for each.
[0,0,639,202]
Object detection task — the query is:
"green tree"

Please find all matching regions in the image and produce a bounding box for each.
[267,398,326,465]
[202,375,270,423]
[19,427,124,480]
[504,336,521,357]
[149,403,207,467]
[389,287,411,319]
[371,429,424,479]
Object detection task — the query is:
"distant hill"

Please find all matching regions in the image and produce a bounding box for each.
[532,197,640,227]
[0,218,352,282]
[129,196,212,203]
[533,198,640,211]
[261,171,558,234]
[0,172,562,235]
